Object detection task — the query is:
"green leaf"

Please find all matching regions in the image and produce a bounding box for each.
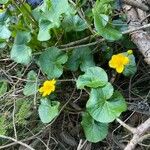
[76,67,108,89]
[94,14,122,41]
[10,31,32,65]
[0,24,11,39]
[0,0,9,4]
[66,47,95,72]
[38,98,60,123]
[0,81,7,96]
[123,54,137,77]
[33,0,71,41]
[38,47,68,79]
[99,25,122,41]
[41,0,52,11]
[99,14,109,27]
[86,88,127,123]
[23,71,38,96]
[38,20,54,41]
[81,112,108,143]
[93,0,113,15]
[93,13,109,28]
[92,0,122,41]
[62,15,87,32]
[41,0,70,22]
[11,45,32,65]
[13,31,31,45]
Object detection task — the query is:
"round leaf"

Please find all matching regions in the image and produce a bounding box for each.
[81,112,108,143]
[38,20,53,41]
[11,45,32,65]
[86,87,127,123]
[76,67,108,89]
[14,31,31,45]
[92,0,122,41]
[38,98,60,123]
[38,47,68,79]
[62,15,87,32]
[0,24,11,39]
[66,47,95,72]
[10,31,32,65]
[94,15,122,41]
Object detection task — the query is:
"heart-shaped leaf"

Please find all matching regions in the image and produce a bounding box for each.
[92,0,122,41]
[38,98,60,123]
[81,112,108,143]
[62,15,87,32]
[76,67,108,89]
[11,45,32,65]
[66,47,95,72]
[86,86,127,123]
[38,47,68,79]
[0,24,11,39]
[38,19,54,41]
[33,0,71,41]
[94,14,122,41]
[10,31,32,65]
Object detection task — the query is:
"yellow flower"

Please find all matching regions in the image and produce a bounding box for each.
[127,50,133,55]
[109,54,129,73]
[39,79,56,97]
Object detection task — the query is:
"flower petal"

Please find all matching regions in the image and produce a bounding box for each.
[42,92,47,97]
[51,79,56,84]
[43,81,51,87]
[116,65,124,73]
[123,57,129,65]
[109,55,118,68]
[109,60,115,68]
[39,87,44,93]
[38,79,56,97]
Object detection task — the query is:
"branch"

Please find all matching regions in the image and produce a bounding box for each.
[60,36,93,48]
[122,23,150,34]
[116,118,136,133]
[0,135,35,150]
[122,0,149,11]
[123,4,150,65]
[116,118,150,150]
[124,118,150,150]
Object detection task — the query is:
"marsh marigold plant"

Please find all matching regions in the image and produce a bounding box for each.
[39,79,56,97]
[109,53,129,73]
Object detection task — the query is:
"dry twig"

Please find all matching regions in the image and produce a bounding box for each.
[123,2,150,65]
[124,118,150,150]
[0,135,35,150]
[117,118,150,150]
[123,0,149,11]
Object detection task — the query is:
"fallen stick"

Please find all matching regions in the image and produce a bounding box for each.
[124,118,150,150]
[123,0,149,11]
[0,135,35,150]
[123,3,150,65]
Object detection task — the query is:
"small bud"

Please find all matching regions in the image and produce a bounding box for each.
[127,50,133,55]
